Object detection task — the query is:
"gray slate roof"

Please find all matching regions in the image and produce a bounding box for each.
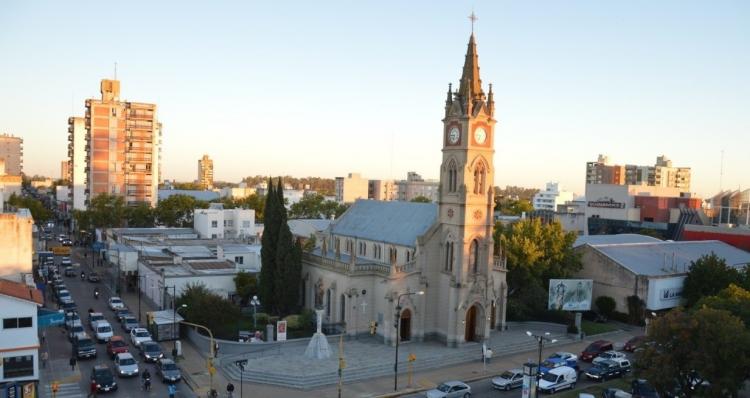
[590,240,750,276]
[331,199,437,247]
[574,234,661,248]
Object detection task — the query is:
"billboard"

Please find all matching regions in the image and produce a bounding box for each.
[548,279,593,311]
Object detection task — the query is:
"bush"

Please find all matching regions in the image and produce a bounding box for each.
[627,295,646,325]
[610,311,629,323]
[567,324,579,334]
[254,312,269,325]
[595,296,617,318]
[299,308,315,330]
[283,314,301,330]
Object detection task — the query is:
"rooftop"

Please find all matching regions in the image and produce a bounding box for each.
[574,234,662,248]
[0,279,43,305]
[332,200,437,247]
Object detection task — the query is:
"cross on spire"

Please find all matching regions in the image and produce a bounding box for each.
[468,11,478,34]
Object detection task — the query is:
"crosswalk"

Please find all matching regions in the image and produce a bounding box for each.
[42,382,83,398]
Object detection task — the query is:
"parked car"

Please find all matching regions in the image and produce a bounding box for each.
[57,290,72,303]
[65,312,81,329]
[62,239,73,246]
[106,336,129,359]
[593,351,631,372]
[537,366,577,394]
[68,323,86,342]
[130,328,152,347]
[491,369,524,391]
[60,301,78,312]
[425,380,472,398]
[631,379,660,398]
[93,321,114,343]
[540,354,579,375]
[156,358,182,383]
[108,297,125,310]
[73,334,97,359]
[88,272,101,283]
[139,341,164,363]
[114,309,132,322]
[121,316,139,332]
[114,352,139,377]
[64,267,77,277]
[91,365,118,392]
[548,351,578,361]
[584,359,623,382]
[88,312,105,330]
[61,257,72,267]
[580,340,614,362]
[602,389,633,398]
[624,336,647,352]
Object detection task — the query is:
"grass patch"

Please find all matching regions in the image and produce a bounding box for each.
[582,320,618,336]
[556,377,632,398]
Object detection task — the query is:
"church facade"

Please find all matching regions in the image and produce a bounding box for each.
[301,33,508,347]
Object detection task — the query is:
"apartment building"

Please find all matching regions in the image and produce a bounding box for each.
[334,173,369,204]
[67,117,87,210]
[532,182,574,211]
[0,134,23,176]
[197,154,214,190]
[396,171,439,202]
[0,279,43,395]
[586,154,691,192]
[368,179,398,201]
[194,203,256,239]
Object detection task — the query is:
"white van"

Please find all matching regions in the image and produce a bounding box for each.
[538,366,577,394]
[93,320,114,343]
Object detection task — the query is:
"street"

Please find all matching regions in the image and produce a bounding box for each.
[42,235,190,398]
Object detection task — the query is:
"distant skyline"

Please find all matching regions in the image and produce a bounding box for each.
[1,1,748,198]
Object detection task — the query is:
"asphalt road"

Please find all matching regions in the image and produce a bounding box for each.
[46,236,187,398]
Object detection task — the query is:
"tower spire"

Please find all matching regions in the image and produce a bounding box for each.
[458,31,484,113]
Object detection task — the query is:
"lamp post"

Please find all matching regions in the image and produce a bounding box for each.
[394,290,424,391]
[136,275,147,322]
[250,296,260,330]
[181,321,216,391]
[175,304,187,358]
[526,330,557,398]
[234,360,247,398]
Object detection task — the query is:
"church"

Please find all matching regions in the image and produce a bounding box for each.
[301,33,507,347]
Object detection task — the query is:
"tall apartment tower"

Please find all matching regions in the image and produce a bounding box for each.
[197,154,214,190]
[60,160,70,182]
[80,79,161,207]
[67,117,87,210]
[0,133,23,176]
[586,154,691,192]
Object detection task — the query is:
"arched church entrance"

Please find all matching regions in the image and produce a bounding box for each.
[400,309,412,342]
[464,304,484,342]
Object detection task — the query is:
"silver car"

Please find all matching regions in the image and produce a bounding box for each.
[425,380,472,398]
[491,369,524,391]
[156,358,182,383]
[113,353,139,377]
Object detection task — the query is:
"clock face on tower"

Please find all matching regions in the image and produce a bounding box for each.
[474,127,487,145]
[448,127,460,144]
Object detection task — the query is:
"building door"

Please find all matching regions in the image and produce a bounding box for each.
[400,309,412,341]
[465,305,477,342]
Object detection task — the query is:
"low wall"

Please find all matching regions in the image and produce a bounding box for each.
[504,321,567,334]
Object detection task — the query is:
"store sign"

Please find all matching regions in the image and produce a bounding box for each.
[277,320,287,342]
[587,197,625,209]
[660,287,682,302]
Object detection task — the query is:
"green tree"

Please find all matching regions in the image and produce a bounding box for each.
[125,203,155,227]
[88,193,126,228]
[595,296,616,318]
[682,253,742,307]
[696,284,750,328]
[410,195,432,203]
[259,179,280,315]
[235,193,266,222]
[233,271,257,306]
[7,193,52,223]
[495,198,534,216]
[176,283,242,340]
[636,307,750,397]
[289,193,326,219]
[155,194,209,227]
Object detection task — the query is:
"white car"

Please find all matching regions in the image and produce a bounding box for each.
[538,366,577,394]
[425,380,472,398]
[113,352,139,377]
[130,328,152,347]
[593,351,627,366]
[549,351,578,362]
[108,297,125,310]
[93,321,114,343]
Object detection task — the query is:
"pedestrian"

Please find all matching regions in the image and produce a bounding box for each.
[485,347,493,363]
[214,342,219,357]
[226,382,235,398]
[87,379,97,398]
[41,351,48,368]
[41,330,46,345]
[167,383,177,398]
[69,356,77,371]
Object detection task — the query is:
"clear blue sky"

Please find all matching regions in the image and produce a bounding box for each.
[1,1,748,197]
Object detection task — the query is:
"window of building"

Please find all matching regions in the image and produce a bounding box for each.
[447,160,458,193]
[444,242,454,272]
[234,256,244,264]
[3,317,32,329]
[211,220,218,228]
[3,355,34,379]
[242,221,251,228]
[226,220,234,227]
[389,247,397,263]
[473,162,486,195]
[469,239,479,273]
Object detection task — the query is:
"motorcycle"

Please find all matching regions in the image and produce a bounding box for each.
[94,290,99,299]
[80,272,86,281]
[142,376,151,392]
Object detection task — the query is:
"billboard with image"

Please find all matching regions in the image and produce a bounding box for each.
[548,279,593,311]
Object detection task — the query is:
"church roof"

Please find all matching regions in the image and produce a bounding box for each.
[331,199,437,247]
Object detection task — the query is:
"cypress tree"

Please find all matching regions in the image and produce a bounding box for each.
[259,178,279,315]
[274,178,302,315]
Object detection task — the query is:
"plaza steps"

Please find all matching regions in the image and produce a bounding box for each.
[221,333,574,389]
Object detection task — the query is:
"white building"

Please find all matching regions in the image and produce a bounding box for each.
[0,280,43,389]
[0,211,33,283]
[0,159,22,208]
[67,117,87,211]
[218,183,256,200]
[335,173,369,204]
[532,182,574,211]
[194,204,255,239]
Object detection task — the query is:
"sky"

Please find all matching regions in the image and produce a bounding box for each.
[1,1,748,198]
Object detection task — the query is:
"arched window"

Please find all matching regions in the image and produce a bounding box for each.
[446,160,458,192]
[469,239,479,273]
[340,294,346,322]
[444,242,455,272]
[473,162,486,194]
[326,289,332,318]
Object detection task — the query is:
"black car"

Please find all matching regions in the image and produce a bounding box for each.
[632,379,660,398]
[139,341,164,363]
[585,359,622,382]
[88,272,101,283]
[64,267,77,277]
[91,365,118,392]
[60,301,78,312]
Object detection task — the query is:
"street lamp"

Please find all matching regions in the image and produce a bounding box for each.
[394,290,424,391]
[136,275,147,322]
[525,331,557,398]
[234,360,247,398]
[250,295,260,330]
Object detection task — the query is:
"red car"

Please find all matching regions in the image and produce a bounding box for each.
[580,340,613,362]
[106,336,129,358]
[623,335,646,352]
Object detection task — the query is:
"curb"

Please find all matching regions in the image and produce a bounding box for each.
[371,369,495,398]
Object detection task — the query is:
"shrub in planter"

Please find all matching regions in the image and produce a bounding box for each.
[567,324,579,334]
[283,314,302,330]
[254,312,269,326]
[595,296,617,318]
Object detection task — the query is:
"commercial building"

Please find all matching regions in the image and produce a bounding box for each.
[0,160,22,207]
[73,79,161,207]
[532,182,574,211]
[0,210,33,283]
[194,203,256,240]
[682,224,750,252]
[707,189,750,227]
[396,172,439,202]
[530,199,587,235]
[197,154,214,190]
[0,279,43,396]
[218,183,256,200]
[573,235,750,312]
[0,133,23,176]
[335,173,369,204]
[368,179,397,201]
[586,154,691,192]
